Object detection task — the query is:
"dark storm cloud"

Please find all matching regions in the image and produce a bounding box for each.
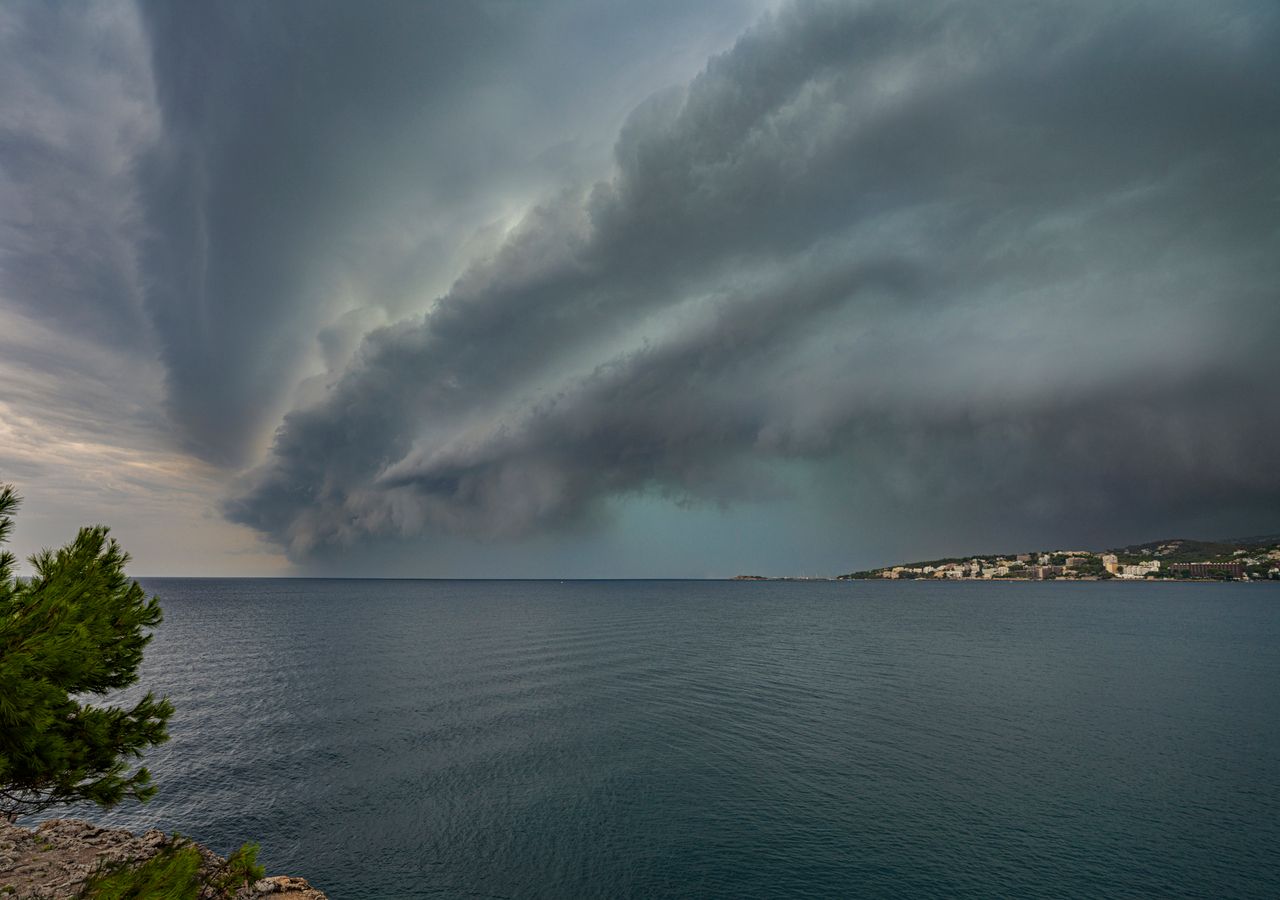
[132,0,765,465]
[228,0,1280,558]
[134,1,521,463]
[1,0,770,573]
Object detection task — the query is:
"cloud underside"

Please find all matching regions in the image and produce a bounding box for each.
[222,0,1280,558]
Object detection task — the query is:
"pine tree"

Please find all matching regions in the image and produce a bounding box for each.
[0,484,173,821]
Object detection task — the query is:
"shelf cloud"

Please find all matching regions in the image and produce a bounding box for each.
[225,0,1280,559]
[2,0,1277,572]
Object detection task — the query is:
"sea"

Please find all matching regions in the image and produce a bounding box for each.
[45,578,1280,898]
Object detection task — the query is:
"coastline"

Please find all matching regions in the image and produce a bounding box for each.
[0,819,327,899]
[730,575,1278,583]
[816,536,1280,583]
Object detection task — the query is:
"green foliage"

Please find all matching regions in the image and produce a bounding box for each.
[1113,536,1280,564]
[78,838,266,900]
[0,485,173,821]
[79,842,203,900]
[210,842,265,894]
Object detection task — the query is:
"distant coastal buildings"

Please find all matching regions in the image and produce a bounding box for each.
[836,538,1280,582]
[1099,554,1163,578]
[1119,560,1160,579]
[1168,561,1246,578]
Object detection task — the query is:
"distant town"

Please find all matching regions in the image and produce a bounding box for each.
[734,536,1280,582]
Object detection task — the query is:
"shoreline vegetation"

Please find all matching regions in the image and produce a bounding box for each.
[0,483,327,898]
[734,535,1280,582]
[0,818,327,899]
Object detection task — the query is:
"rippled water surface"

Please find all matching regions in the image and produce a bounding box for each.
[58,579,1280,898]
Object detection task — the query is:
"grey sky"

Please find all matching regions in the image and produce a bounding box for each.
[1,0,1277,576]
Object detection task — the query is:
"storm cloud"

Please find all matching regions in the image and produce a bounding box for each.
[2,0,1278,574]
[133,0,768,465]
[226,0,1280,560]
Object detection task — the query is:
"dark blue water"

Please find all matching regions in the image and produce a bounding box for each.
[52,579,1280,898]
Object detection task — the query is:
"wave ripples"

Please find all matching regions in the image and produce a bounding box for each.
[52,579,1280,898]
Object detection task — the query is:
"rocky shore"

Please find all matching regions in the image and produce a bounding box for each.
[0,819,327,899]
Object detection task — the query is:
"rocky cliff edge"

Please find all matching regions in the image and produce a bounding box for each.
[0,818,327,899]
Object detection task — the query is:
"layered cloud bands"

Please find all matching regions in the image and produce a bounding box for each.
[226,0,1280,559]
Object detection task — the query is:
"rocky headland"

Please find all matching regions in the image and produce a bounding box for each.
[0,819,327,900]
